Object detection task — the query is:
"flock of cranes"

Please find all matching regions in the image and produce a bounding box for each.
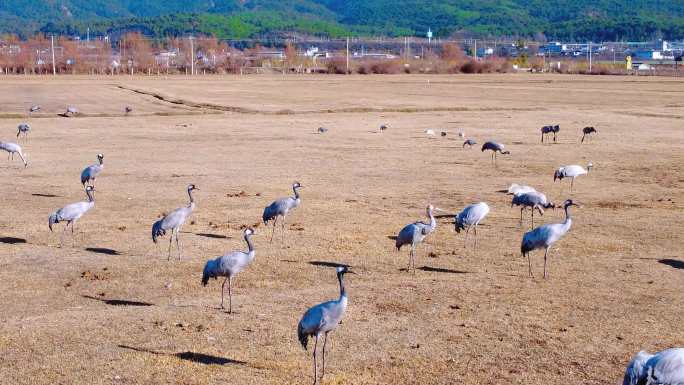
[3,109,679,385]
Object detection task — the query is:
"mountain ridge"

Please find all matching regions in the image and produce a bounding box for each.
[1,0,683,41]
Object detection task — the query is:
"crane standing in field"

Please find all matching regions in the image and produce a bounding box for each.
[48,186,96,247]
[202,228,256,313]
[521,199,579,279]
[622,348,684,385]
[81,154,104,187]
[541,124,560,143]
[262,182,302,243]
[124,106,133,115]
[481,141,510,164]
[395,205,439,272]
[462,139,477,148]
[511,191,554,227]
[16,123,30,140]
[298,266,355,385]
[454,202,490,248]
[29,105,41,114]
[554,164,591,192]
[152,184,199,260]
[65,106,78,116]
[581,126,597,143]
[0,141,28,167]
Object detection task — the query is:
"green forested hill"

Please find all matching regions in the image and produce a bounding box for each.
[1,0,683,41]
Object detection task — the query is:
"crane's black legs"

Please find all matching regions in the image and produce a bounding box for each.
[176,230,182,260]
[167,232,173,260]
[270,217,278,243]
[228,277,233,313]
[543,247,550,279]
[312,334,319,385]
[527,252,534,278]
[221,277,227,309]
[321,332,329,380]
[473,226,478,248]
[464,227,470,248]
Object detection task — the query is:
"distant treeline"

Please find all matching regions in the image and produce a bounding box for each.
[2,0,684,41]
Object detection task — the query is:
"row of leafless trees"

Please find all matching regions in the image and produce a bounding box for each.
[0,33,638,75]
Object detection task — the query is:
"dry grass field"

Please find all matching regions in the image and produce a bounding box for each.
[0,74,682,385]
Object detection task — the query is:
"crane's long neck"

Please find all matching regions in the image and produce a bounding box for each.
[86,189,95,202]
[98,157,103,166]
[293,186,300,200]
[337,273,346,299]
[244,233,254,255]
[562,205,573,231]
[187,189,195,209]
[427,208,436,231]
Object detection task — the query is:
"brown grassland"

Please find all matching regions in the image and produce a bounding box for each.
[0,74,682,385]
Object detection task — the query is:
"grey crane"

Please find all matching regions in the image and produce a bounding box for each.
[521,199,579,279]
[454,202,490,248]
[29,105,41,113]
[396,205,439,272]
[581,126,597,143]
[0,141,28,167]
[623,348,684,385]
[124,106,133,115]
[511,191,554,227]
[541,124,560,143]
[380,124,388,132]
[16,123,30,139]
[80,154,104,187]
[298,266,355,385]
[481,141,510,164]
[317,127,328,134]
[152,184,199,260]
[202,228,256,313]
[262,182,302,243]
[463,138,477,148]
[49,186,96,247]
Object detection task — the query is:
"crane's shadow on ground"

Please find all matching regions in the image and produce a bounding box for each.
[193,232,231,239]
[308,261,351,268]
[117,345,247,366]
[0,237,27,244]
[399,266,470,274]
[82,295,154,307]
[85,247,120,255]
[659,259,684,270]
[31,193,60,198]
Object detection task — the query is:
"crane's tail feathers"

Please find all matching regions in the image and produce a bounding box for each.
[48,212,59,232]
[152,220,165,243]
[297,323,308,351]
[201,261,214,286]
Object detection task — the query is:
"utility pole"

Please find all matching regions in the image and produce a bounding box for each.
[346,37,349,74]
[50,34,56,76]
[190,36,195,75]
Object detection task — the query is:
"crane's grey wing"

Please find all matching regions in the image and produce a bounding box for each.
[56,201,92,221]
[396,223,417,249]
[263,201,279,223]
[218,251,250,273]
[298,302,328,350]
[521,225,553,254]
[160,206,190,229]
[645,348,684,385]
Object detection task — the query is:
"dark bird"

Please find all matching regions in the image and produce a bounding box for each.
[481,141,510,164]
[581,126,597,143]
[541,125,560,143]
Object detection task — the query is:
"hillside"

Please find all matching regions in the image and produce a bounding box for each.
[1,0,684,41]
